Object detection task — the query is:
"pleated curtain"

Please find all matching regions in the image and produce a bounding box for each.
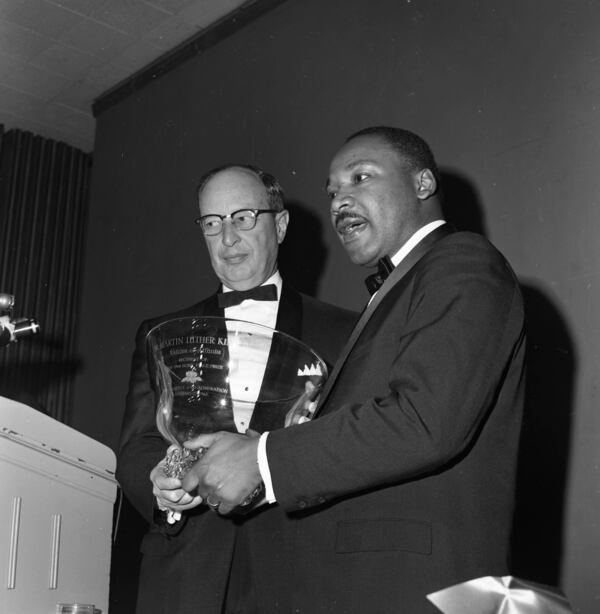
[0,125,92,422]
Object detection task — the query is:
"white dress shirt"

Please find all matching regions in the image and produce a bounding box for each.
[222,272,282,432]
[257,220,447,502]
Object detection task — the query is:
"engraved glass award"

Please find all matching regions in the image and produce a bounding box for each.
[147,316,327,478]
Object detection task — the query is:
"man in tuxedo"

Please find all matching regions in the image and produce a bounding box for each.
[116,163,357,614]
[183,128,527,613]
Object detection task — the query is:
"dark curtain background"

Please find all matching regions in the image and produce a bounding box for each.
[0,125,91,422]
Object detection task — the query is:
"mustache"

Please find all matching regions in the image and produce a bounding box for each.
[334,210,367,230]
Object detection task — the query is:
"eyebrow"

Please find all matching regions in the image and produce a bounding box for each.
[344,158,378,170]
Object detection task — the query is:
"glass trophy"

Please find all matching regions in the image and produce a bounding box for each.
[147,316,327,479]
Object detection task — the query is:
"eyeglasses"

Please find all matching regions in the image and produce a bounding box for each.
[195,208,278,236]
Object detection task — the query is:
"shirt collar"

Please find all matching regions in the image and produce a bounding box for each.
[390,220,446,267]
[221,270,282,299]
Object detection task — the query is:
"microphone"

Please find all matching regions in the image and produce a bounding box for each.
[0,293,40,348]
[0,293,14,311]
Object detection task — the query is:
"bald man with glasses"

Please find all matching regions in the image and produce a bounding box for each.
[116,163,356,614]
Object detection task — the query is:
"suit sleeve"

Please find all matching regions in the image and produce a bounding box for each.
[267,239,526,511]
[116,319,168,524]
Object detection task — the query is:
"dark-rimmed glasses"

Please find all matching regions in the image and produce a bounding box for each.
[195,208,278,236]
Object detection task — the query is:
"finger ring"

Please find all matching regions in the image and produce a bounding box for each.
[206,495,220,510]
[241,482,265,506]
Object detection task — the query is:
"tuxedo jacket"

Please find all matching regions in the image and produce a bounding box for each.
[266,230,527,614]
[116,283,357,614]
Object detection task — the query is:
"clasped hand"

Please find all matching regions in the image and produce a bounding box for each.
[150,444,203,515]
[179,430,262,515]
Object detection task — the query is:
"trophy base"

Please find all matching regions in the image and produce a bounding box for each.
[163,447,203,479]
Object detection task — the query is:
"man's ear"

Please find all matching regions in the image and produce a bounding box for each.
[415,169,437,200]
[275,209,289,244]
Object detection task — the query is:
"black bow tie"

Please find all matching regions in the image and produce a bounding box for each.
[217,284,278,308]
[364,256,395,295]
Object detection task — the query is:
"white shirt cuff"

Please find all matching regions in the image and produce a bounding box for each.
[257,432,277,503]
[156,497,181,524]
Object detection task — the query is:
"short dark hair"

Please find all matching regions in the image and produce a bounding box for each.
[196,163,285,212]
[346,126,440,183]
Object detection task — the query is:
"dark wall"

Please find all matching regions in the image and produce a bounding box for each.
[73,1,600,611]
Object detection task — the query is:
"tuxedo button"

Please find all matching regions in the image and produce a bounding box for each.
[318,496,326,504]
[298,500,307,509]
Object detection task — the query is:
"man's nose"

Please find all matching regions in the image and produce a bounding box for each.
[221,219,240,246]
[331,190,353,216]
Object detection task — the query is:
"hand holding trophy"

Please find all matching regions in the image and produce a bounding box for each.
[147,316,327,509]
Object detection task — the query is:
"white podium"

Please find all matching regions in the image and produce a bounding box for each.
[0,397,117,614]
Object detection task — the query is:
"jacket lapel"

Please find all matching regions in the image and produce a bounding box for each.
[314,224,453,416]
[199,291,223,317]
[188,291,236,431]
[250,283,304,432]
[273,283,302,339]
